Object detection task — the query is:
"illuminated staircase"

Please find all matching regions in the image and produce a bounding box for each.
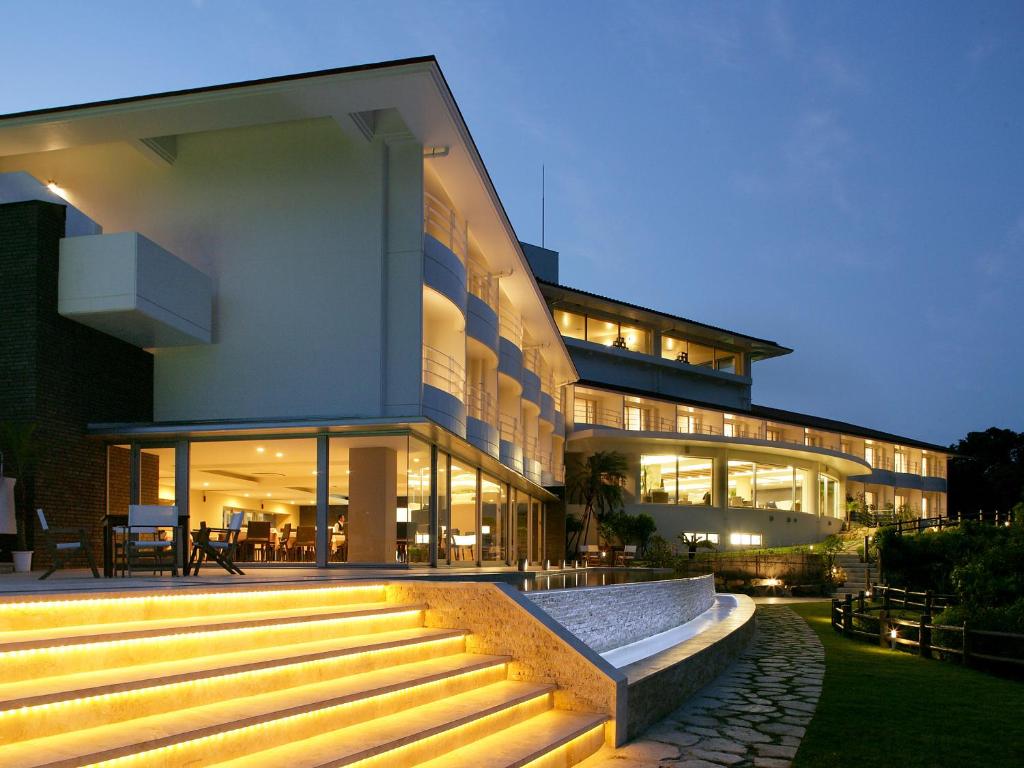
[0,584,607,768]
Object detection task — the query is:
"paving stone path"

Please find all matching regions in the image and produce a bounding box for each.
[582,605,825,768]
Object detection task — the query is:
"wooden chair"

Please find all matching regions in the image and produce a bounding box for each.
[125,505,179,577]
[189,511,244,575]
[615,544,638,566]
[276,522,292,561]
[36,509,100,580]
[578,544,604,566]
[244,520,273,562]
[292,525,316,561]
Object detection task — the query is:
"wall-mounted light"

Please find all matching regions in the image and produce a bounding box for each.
[46,179,67,198]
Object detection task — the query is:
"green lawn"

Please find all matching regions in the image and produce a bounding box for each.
[791,602,1024,768]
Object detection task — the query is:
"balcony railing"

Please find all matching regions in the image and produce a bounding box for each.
[571,404,947,480]
[424,192,467,263]
[498,312,523,347]
[522,434,539,460]
[467,263,498,312]
[422,346,466,401]
[467,384,496,424]
[498,414,519,444]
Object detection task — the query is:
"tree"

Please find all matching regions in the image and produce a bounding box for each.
[948,428,1024,517]
[678,532,716,560]
[565,451,628,554]
[0,422,41,552]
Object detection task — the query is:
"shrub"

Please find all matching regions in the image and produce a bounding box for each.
[641,535,675,568]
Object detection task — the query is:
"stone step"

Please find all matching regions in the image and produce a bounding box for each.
[0,602,426,682]
[0,654,511,767]
[0,627,469,740]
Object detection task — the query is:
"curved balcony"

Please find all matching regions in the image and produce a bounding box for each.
[466,293,499,355]
[422,346,466,438]
[466,385,499,458]
[424,191,467,263]
[498,337,523,389]
[521,351,542,406]
[539,392,556,424]
[554,410,565,437]
[424,234,467,312]
[498,414,524,473]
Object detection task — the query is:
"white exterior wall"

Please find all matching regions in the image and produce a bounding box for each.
[0,118,424,423]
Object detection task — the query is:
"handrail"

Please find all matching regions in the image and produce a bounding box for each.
[467,384,496,423]
[424,191,467,263]
[467,261,498,311]
[498,414,519,443]
[422,345,466,401]
[499,312,523,347]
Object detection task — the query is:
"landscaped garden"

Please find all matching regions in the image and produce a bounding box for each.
[791,601,1024,768]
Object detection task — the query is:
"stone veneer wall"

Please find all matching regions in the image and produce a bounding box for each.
[525,575,716,653]
[385,580,627,746]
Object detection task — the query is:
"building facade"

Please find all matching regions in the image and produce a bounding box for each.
[0,57,948,567]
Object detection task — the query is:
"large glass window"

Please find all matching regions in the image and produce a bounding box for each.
[404,439,432,564]
[819,474,841,518]
[437,453,449,562]
[583,317,650,353]
[752,464,807,512]
[727,461,755,507]
[641,455,713,505]
[480,473,507,563]
[190,437,319,564]
[449,461,477,562]
[574,397,597,424]
[586,317,619,347]
[554,310,585,340]
[624,405,649,431]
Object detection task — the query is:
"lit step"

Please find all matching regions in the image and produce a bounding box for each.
[0,584,387,633]
[206,681,555,768]
[0,603,426,683]
[0,627,468,741]
[414,710,608,768]
[0,654,510,768]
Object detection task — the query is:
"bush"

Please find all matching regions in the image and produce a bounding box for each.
[641,535,675,568]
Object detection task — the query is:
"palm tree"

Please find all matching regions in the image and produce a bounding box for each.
[678,532,716,560]
[565,451,628,554]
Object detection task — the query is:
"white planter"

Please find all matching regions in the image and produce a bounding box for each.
[12,551,33,573]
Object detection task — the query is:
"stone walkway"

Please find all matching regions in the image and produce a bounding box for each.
[581,605,825,768]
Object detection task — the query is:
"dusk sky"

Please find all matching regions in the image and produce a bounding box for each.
[4,1,1022,446]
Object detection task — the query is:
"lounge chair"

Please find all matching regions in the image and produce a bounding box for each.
[615,544,637,566]
[578,544,603,566]
[189,511,244,575]
[36,508,100,580]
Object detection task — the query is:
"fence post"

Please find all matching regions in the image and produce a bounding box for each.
[843,593,853,635]
[878,610,888,648]
[831,598,839,631]
[919,614,932,659]
[883,584,891,612]
[858,590,865,614]
[962,621,971,668]
[925,590,934,616]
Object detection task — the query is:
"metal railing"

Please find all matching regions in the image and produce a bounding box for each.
[422,346,466,401]
[498,312,523,347]
[498,414,519,444]
[522,434,539,460]
[466,384,496,423]
[467,262,498,311]
[424,191,467,263]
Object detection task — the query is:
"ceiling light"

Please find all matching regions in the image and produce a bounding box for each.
[266,492,271,497]
[256,447,265,453]
[244,493,250,497]
[202,482,210,487]
[275,452,284,458]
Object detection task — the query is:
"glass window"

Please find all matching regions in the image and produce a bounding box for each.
[730,532,763,547]
[894,450,908,473]
[641,455,676,504]
[480,473,507,563]
[586,317,619,347]
[819,474,841,519]
[554,310,585,340]
[624,405,649,431]
[437,453,449,563]
[715,350,736,374]
[404,439,431,564]
[683,532,720,544]
[864,445,875,467]
[191,437,320,564]
[728,461,755,507]
[574,397,597,425]
[449,461,477,562]
[640,455,713,505]
[678,457,714,506]
[662,335,688,362]
[618,324,650,354]
[688,342,715,367]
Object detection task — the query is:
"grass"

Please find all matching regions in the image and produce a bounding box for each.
[791,601,1024,768]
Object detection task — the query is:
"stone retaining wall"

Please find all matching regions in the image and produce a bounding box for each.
[524,575,715,652]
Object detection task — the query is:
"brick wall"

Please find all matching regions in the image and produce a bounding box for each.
[0,200,154,565]
[525,575,715,653]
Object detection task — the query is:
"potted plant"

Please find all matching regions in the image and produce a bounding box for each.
[0,422,40,573]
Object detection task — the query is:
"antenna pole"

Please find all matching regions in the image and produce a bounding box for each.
[541,164,546,248]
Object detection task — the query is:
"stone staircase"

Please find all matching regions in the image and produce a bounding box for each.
[0,584,607,768]
[833,554,875,597]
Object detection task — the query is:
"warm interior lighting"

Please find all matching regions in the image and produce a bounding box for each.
[256,447,265,454]
[275,451,284,458]
[45,179,66,197]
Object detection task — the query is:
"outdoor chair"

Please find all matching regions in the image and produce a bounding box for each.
[125,505,179,577]
[615,544,637,566]
[578,544,604,566]
[276,522,292,560]
[291,525,316,561]
[189,511,244,575]
[36,508,100,580]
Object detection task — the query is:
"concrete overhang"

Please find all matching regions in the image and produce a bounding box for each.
[567,426,872,477]
[0,56,578,388]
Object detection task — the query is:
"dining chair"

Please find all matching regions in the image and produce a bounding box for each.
[36,508,100,580]
[125,505,179,577]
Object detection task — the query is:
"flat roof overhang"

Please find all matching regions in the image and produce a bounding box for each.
[87,415,559,502]
[0,56,577,387]
[567,426,872,477]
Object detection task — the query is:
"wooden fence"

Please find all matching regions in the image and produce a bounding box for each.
[830,586,1024,671]
[867,511,1017,536]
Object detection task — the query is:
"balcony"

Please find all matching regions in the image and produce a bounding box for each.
[422,345,466,438]
[498,414,523,473]
[423,192,467,263]
[466,385,499,458]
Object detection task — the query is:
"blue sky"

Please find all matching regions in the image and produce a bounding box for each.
[3,1,1022,445]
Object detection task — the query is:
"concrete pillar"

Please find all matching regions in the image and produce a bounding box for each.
[347,446,397,563]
